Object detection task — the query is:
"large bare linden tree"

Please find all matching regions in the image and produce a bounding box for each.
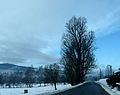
[61,17,96,85]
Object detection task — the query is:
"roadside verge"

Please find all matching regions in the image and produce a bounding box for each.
[96,82,118,95]
[41,82,86,95]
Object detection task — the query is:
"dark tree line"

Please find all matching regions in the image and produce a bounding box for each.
[0,71,24,88]
[0,63,63,90]
[61,16,96,85]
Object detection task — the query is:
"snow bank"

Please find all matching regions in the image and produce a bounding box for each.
[97,79,118,95]
[0,84,71,95]
[98,79,108,86]
[43,82,86,95]
[112,87,120,95]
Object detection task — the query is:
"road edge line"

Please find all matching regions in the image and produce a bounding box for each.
[96,82,117,95]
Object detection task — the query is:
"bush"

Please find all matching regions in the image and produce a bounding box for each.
[106,71,120,88]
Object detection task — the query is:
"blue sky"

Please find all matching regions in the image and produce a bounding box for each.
[0,0,119,68]
[96,31,120,69]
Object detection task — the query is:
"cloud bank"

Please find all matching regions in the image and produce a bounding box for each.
[0,0,119,66]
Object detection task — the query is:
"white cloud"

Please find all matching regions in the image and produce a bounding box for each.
[93,7,120,36]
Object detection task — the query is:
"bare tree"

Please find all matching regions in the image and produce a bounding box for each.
[43,65,51,85]
[105,65,113,77]
[37,66,44,86]
[0,73,4,87]
[61,16,96,85]
[99,69,104,79]
[43,63,59,90]
[23,66,35,87]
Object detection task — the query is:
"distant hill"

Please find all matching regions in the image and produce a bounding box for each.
[0,63,29,73]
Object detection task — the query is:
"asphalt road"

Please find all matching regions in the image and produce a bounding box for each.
[52,82,110,95]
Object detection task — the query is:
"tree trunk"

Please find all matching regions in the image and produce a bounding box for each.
[76,65,81,84]
[54,82,57,90]
[71,76,74,86]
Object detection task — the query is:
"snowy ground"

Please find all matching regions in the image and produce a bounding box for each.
[98,78,120,95]
[1,80,117,95]
[0,84,72,95]
[112,87,120,95]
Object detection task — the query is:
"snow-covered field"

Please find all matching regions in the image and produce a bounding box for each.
[1,79,118,95]
[98,78,120,95]
[0,84,71,95]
